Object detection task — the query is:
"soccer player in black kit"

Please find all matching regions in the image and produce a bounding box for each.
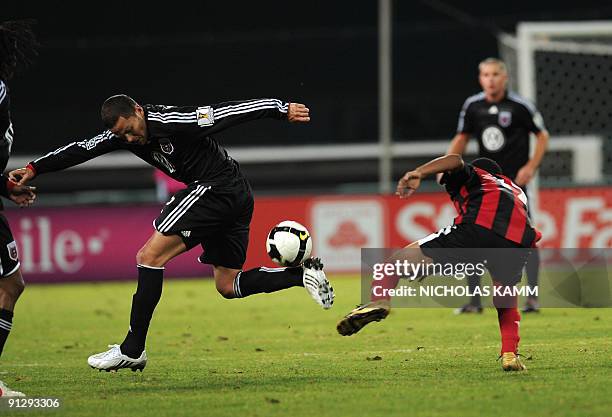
[447,58,549,314]
[337,154,539,371]
[0,19,39,396]
[10,94,334,372]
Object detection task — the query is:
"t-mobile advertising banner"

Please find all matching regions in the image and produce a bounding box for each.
[3,186,611,282]
[5,206,211,283]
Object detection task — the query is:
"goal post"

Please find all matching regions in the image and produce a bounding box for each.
[498,21,612,223]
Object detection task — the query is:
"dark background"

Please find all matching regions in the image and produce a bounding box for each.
[4,1,612,154]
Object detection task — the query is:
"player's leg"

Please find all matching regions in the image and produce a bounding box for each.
[0,269,24,356]
[337,240,433,336]
[206,232,333,308]
[488,247,530,371]
[522,248,540,313]
[120,232,187,356]
[214,265,302,298]
[522,186,540,313]
[0,216,26,396]
[196,177,333,308]
[0,270,27,397]
[88,232,187,372]
[493,280,525,371]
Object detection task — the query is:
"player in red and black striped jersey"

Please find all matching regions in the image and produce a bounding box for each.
[337,154,539,371]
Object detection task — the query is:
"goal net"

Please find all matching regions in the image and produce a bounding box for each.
[498,22,612,230]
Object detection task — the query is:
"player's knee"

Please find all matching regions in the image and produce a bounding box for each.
[216,281,236,299]
[13,279,25,298]
[0,276,24,303]
[136,248,164,267]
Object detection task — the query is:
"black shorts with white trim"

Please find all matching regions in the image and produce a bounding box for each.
[0,214,20,278]
[153,176,254,270]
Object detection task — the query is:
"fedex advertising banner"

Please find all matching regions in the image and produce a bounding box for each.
[4,186,611,281]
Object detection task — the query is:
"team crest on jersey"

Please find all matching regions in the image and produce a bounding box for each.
[196,106,214,127]
[152,151,177,173]
[482,126,505,152]
[159,139,174,154]
[498,111,512,127]
[7,241,18,261]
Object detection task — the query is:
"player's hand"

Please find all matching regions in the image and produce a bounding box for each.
[8,166,35,185]
[287,102,310,123]
[396,170,422,198]
[514,163,535,187]
[8,183,36,208]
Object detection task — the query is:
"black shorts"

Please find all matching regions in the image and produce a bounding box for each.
[153,177,254,269]
[419,223,529,285]
[0,214,20,278]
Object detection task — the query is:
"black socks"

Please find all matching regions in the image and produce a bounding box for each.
[233,266,303,298]
[0,308,13,357]
[120,265,164,358]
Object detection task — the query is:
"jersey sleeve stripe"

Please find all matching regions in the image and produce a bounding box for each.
[216,104,286,120]
[214,99,282,116]
[215,100,288,119]
[147,111,197,123]
[33,143,78,162]
[0,81,7,104]
[507,92,538,115]
[214,99,287,116]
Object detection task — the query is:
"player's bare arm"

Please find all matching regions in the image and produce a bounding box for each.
[446,132,470,155]
[397,154,463,198]
[515,130,549,186]
[287,102,310,123]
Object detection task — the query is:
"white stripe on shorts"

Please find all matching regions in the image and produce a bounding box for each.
[156,185,211,233]
[418,225,456,246]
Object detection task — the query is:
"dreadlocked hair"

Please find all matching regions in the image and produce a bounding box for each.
[0,19,39,81]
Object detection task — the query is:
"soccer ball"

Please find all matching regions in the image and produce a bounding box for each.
[266,220,312,267]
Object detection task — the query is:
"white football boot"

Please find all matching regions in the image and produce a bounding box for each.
[0,380,25,397]
[302,257,334,309]
[87,344,147,372]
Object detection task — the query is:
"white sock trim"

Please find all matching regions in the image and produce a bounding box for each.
[233,271,243,298]
[137,264,165,270]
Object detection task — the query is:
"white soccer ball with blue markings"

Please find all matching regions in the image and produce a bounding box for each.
[266,220,313,267]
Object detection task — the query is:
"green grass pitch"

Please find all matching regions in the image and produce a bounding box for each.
[1,276,611,416]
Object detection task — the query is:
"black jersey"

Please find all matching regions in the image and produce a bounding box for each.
[441,163,540,247]
[0,80,15,199]
[29,99,288,185]
[457,91,546,180]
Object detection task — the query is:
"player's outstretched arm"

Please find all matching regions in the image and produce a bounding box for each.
[9,130,120,185]
[184,99,308,137]
[396,154,463,198]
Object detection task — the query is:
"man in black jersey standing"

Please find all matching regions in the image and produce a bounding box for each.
[0,19,39,397]
[447,58,549,314]
[10,94,334,372]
